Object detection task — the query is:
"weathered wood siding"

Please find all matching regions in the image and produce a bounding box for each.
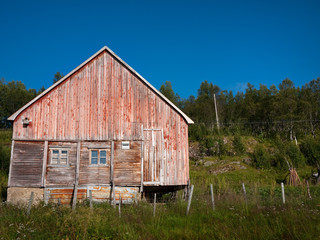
[114,141,141,186]
[10,141,44,187]
[12,50,189,185]
[46,142,77,187]
[79,141,111,185]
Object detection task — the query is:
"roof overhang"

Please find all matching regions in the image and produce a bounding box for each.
[8,46,194,124]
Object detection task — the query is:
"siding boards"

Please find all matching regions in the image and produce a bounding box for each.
[12,50,190,186]
[46,142,77,187]
[114,141,141,186]
[79,141,111,185]
[10,141,44,187]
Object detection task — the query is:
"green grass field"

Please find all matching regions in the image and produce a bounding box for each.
[1,131,320,239]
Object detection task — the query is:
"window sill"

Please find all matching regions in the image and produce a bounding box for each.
[48,164,70,168]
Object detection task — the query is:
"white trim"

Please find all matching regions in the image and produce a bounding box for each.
[49,148,69,166]
[89,149,109,166]
[8,46,194,124]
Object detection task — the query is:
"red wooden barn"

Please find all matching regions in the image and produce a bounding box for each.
[7,46,193,204]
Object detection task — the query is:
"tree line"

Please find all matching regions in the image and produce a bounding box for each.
[160,77,320,141]
[0,72,64,128]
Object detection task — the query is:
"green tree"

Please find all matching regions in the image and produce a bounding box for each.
[159,81,181,107]
[53,72,64,84]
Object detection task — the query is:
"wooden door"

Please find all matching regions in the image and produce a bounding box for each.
[143,129,164,185]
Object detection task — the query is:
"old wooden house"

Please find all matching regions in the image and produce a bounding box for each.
[7,46,193,204]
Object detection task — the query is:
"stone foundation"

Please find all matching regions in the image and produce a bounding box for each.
[7,187,44,205]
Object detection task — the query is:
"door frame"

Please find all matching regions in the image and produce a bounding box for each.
[142,128,165,186]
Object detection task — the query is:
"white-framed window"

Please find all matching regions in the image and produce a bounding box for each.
[50,148,69,166]
[121,141,130,150]
[90,149,109,165]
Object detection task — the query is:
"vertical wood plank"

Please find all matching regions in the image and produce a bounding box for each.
[141,126,144,192]
[110,141,114,184]
[7,140,15,187]
[41,140,48,187]
[72,141,81,210]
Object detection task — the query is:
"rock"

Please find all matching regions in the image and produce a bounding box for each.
[204,161,214,167]
[208,165,235,175]
[230,161,240,165]
[195,159,204,166]
[189,142,202,160]
[242,158,252,165]
[240,165,247,170]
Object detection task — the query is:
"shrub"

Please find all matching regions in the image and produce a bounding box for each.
[286,142,305,168]
[252,144,271,169]
[204,136,215,156]
[233,134,245,155]
[300,136,320,166]
[271,152,287,171]
[0,145,10,173]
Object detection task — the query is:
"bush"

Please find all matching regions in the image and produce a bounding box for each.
[204,136,215,156]
[0,145,10,173]
[233,134,245,155]
[189,123,208,141]
[300,136,320,166]
[286,142,305,168]
[252,144,271,169]
[271,152,287,170]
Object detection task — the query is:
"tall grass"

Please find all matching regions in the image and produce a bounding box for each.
[1,186,319,240]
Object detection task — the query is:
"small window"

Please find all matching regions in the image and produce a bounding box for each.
[50,148,69,166]
[121,141,130,150]
[90,149,109,165]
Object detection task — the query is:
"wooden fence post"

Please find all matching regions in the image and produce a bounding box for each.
[306,180,312,199]
[119,193,122,217]
[242,183,248,206]
[72,184,78,211]
[186,185,194,216]
[281,182,285,204]
[113,182,116,208]
[26,192,34,217]
[210,184,215,210]
[153,193,157,217]
[89,190,93,210]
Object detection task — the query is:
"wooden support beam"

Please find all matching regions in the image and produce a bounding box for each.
[140,125,144,193]
[7,140,15,187]
[41,141,48,187]
[110,141,114,184]
[72,141,81,210]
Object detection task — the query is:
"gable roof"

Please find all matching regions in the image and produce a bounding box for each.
[8,46,194,124]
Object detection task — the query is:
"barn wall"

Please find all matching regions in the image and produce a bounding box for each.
[114,141,141,186]
[10,141,44,187]
[12,50,189,185]
[46,142,77,187]
[79,141,111,185]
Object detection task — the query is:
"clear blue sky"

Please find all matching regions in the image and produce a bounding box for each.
[1,0,319,98]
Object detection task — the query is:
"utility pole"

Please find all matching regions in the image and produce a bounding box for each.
[214,94,220,131]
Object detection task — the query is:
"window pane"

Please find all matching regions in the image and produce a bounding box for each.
[60,158,67,165]
[52,158,59,164]
[91,157,98,164]
[61,150,68,155]
[100,150,106,157]
[91,150,98,158]
[53,150,59,154]
[100,157,106,164]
